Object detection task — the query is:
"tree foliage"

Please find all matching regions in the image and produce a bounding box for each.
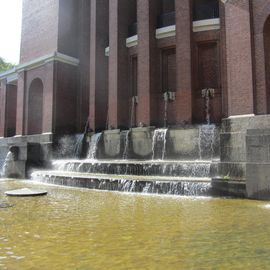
[0,57,14,73]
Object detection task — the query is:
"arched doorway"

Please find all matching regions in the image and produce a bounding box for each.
[264,16,270,113]
[27,78,43,135]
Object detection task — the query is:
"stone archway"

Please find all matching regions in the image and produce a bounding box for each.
[27,78,43,135]
[264,16,270,113]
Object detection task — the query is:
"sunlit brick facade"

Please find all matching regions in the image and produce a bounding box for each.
[1,0,270,137]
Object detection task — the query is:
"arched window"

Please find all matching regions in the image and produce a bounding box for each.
[193,0,219,21]
[27,78,43,135]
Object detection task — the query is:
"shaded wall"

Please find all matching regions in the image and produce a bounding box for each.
[27,78,43,135]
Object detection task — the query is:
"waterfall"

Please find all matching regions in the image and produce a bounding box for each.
[73,133,86,158]
[198,124,216,160]
[32,173,212,197]
[164,98,168,128]
[123,130,131,160]
[31,125,219,197]
[87,133,102,160]
[201,88,215,125]
[152,129,168,160]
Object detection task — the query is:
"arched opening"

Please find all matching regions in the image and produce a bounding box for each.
[264,16,270,113]
[27,78,43,135]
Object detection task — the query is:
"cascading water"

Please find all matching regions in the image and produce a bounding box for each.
[73,133,86,158]
[202,88,215,125]
[123,96,138,159]
[32,121,219,196]
[198,124,217,160]
[87,132,102,160]
[123,130,130,160]
[152,129,168,160]
[164,98,168,128]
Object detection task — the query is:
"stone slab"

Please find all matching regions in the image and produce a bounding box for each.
[5,188,47,197]
[246,163,270,200]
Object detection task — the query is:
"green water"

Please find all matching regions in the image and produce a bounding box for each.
[0,180,270,270]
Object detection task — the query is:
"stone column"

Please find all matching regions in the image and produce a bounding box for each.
[223,0,254,116]
[108,0,130,129]
[0,79,7,137]
[137,0,158,126]
[16,70,26,135]
[175,0,192,123]
[89,0,109,131]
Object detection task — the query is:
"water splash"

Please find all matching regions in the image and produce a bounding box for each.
[2,151,15,178]
[152,129,168,160]
[87,133,102,160]
[56,134,85,158]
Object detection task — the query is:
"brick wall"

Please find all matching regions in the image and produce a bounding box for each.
[20,0,80,63]
[20,0,59,63]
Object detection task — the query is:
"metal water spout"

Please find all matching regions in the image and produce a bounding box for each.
[163,91,175,127]
[201,88,215,125]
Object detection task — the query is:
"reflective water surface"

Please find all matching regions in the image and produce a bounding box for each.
[1,180,270,270]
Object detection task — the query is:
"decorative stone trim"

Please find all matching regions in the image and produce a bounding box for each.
[104,18,221,55]
[0,52,80,82]
[126,35,138,48]
[17,52,80,72]
[156,25,176,39]
[228,114,255,119]
[193,18,220,32]
[0,68,18,84]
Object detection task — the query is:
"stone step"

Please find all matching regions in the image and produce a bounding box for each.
[31,170,212,196]
[51,159,219,178]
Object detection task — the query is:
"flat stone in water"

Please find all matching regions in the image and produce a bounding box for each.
[5,188,47,197]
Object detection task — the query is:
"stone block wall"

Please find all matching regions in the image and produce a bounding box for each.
[246,129,270,199]
[219,116,270,180]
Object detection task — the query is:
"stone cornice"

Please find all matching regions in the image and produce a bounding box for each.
[156,25,176,39]
[193,18,220,32]
[0,52,80,82]
[126,35,138,48]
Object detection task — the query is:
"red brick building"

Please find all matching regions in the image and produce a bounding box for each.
[0,0,270,136]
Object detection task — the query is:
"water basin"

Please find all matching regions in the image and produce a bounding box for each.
[0,179,269,269]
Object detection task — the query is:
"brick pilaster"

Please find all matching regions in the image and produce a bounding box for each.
[175,0,192,123]
[89,0,109,131]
